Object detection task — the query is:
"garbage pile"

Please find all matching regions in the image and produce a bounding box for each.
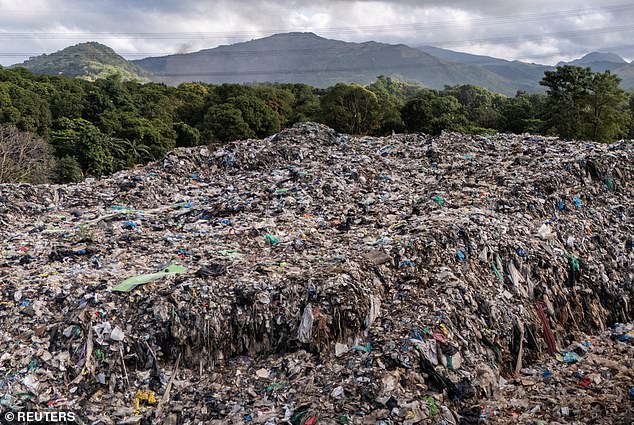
[0,123,632,424]
[490,323,634,424]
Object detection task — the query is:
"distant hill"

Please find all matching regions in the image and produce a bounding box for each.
[560,51,627,66]
[9,36,634,94]
[556,51,630,73]
[416,45,551,93]
[11,42,150,82]
[610,63,634,89]
[133,32,529,95]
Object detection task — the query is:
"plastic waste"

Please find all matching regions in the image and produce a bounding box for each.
[112,263,186,292]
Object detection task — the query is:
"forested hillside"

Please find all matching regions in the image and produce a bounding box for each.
[11,42,149,82]
[0,66,632,184]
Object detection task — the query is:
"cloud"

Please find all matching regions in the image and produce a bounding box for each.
[1,0,634,66]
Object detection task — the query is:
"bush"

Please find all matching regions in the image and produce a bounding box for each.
[55,155,84,183]
[0,125,57,183]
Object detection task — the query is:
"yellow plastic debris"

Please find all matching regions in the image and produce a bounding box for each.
[134,389,157,414]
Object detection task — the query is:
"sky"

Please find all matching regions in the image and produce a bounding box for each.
[1,0,634,67]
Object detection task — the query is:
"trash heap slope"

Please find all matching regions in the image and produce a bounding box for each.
[0,123,633,423]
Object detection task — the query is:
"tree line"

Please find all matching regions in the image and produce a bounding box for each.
[0,65,632,183]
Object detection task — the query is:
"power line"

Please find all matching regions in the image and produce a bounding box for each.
[0,3,633,41]
[433,25,634,48]
[2,25,633,61]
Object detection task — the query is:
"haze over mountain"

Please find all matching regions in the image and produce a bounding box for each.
[416,45,551,92]
[554,51,634,86]
[10,42,150,82]
[133,32,527,94]
[564,51,627,65]
[8,33,634,95]
[556,51,631,73]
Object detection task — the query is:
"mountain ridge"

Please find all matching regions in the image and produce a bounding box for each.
[8,34,634,94]
[416,44,551,92]
[558,51,628,66]
[132,32,529,94]
[556,51,631,74]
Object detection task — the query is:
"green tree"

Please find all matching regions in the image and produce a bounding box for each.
[0,82,21,126]
[55,155,83,183]
[540,66,592,139]
[114,115,176,159]
[284,84,320,124]
[109,137,152,168]
[0,82,52,135]
[175,82,211,127]
[443,84,505,130]
[202,104,254,142]
[402,89,467,135]
[228,94,280,137]
[50,117,115,176]
[95,111,176,159]
[585,71,629,142]
[211,84,251,104]
[254,85,295,128]
[540,66,629,142]
[95,74,134,110]
[174,122,202,147]
[501,91,546,134]
[133,83,179,121]
[47,77,87,120]
[367,75,406,134]
[320,83,381,134]
[82,89,112,122]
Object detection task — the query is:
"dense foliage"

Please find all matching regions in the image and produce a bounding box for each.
[540,66,630,143]
[0,66,632,183]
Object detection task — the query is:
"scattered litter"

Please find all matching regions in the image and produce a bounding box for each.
[0,123,632,424]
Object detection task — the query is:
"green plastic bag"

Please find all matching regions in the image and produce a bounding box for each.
[112,264,186,292]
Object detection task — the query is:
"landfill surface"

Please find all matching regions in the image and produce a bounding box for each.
[0,123,633,424]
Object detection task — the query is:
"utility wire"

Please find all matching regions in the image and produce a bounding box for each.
[0,3,633,40]
[1,26,634,59]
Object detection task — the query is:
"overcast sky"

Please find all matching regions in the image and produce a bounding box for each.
[1,0,634,67]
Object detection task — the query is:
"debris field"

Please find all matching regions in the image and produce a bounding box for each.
[0,123,633,424]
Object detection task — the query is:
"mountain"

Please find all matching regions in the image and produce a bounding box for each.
[610,63,634,89]
[133,32,528,95]
[560,51,627,66]
[11,42,150,82]
[556,51,630,73]
[556,52,634,83]
[417,45,551,93]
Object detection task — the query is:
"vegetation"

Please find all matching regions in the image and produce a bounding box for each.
[540,66,630,142]
[0,65,632,184]
[0,125,56,183]
[12,42,149,82]
[320,83,381,134]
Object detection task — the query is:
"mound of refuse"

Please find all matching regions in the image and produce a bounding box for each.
[0,123,633,424]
